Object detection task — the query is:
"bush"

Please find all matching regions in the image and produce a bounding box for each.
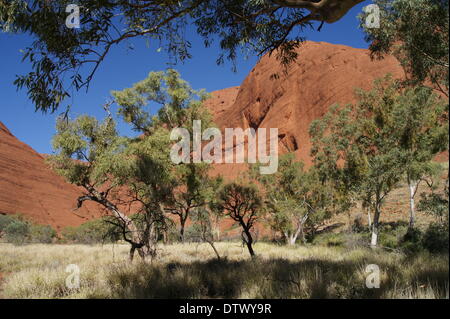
[398,228,423,253]
[0,214,14,234]
[61,218,120,244]
[422,223,449,253]
[5,219,30,245]
[30,224,57,243]
[0,214,57,245]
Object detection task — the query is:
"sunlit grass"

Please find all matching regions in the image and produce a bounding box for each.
[0,242,448,299]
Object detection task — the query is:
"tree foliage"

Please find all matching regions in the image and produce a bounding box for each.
[418,175,449,226]
[251,153,333,245]
[1,0,366,112]
[360,0,449,96]
[61,216,122,244]
[213,182,262,257]
[309,76,445,246]
[111,68,218,242]
[50,69,213,260]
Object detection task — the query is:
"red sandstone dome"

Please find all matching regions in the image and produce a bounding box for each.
[204,41,405,179]
[0,121,104,230]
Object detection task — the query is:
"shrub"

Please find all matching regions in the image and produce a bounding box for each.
[396,228,423,253]
[0,214,57,245]
[165,226,182,243]
[343,232,368,249]
[62,218,120,244]
[5,218,30,245]
[0,214,14,235]
[422,223,449,253]
[30,224,57,243]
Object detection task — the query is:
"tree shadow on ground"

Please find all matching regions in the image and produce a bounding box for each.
[104,251,449,299]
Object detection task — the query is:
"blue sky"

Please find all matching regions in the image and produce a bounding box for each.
[0,2,369,154]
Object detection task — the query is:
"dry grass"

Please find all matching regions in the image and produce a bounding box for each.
[0,242,448,299]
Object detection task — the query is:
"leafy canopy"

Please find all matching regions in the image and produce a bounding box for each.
[310,76,407,212]
[251,153,333,241]
[1,0,366,112]
[360,0,449,96]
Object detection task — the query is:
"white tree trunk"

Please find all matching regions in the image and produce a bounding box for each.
[284,232,298,245]
[408,180,418,229]
[289,234,297,245]
[370,231,378,247]
[370,202,381,248]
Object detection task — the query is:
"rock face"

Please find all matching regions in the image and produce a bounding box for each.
[205,41,405,178]
[0,121,102,230]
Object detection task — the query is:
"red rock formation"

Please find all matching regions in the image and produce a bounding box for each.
[0,121,103,230]
[206,41,406,179]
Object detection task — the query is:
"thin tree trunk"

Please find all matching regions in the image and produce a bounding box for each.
[207,240,221,260]
[288,220,304,246]
[284,232,291,245]
[246,239,255,257]
[284,231,298,246]
[298,213,309,244]
[289,235,297,245]
[408,178,418,229]
[129,246,136,262]
[371,202,381,248]
[138,247,146,260]
[180,221,185,243]
[300,225,307,244]
[367,207,372,230]
[242,229,255,257]
[180,212,188,243]
[284,234,296,245]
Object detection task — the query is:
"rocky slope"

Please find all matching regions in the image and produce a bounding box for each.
[205,41,405,178]
[0,121,103,230]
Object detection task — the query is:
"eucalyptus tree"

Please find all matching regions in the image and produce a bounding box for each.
[310,76,406,247]
[50,114,175,260]
[111,68,216,242]
[360,0,449,221]
[312,78,448,234]
[50,69,213,260]
[1,0,366,113]
[360,0,449,96]
[252,153,334,245]
[390,86,448,229]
